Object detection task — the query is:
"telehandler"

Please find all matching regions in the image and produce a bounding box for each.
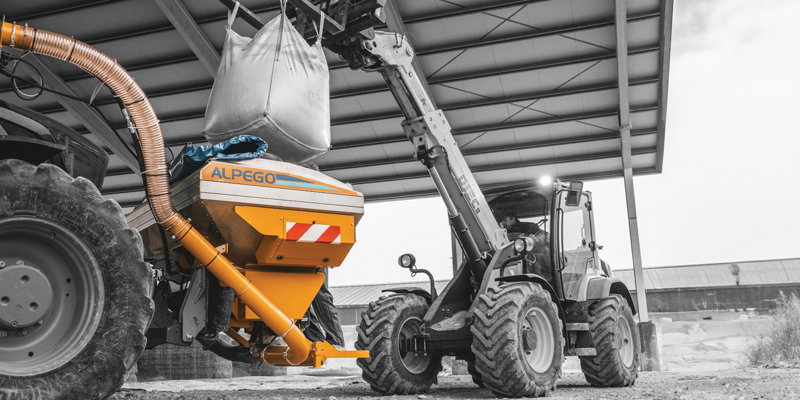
[0,1,639,398]
[317,6,643,398]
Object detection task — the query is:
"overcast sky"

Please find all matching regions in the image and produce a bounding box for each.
[329,0,800,287]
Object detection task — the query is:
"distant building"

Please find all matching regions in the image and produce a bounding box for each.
[330,257,800,324]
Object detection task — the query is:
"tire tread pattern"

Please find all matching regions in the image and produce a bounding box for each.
[0,160,153,400]
[470,282,564,398]
[355,294,442,395]
[579,294,640,387]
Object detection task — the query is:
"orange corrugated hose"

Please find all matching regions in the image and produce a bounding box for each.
[0,22,312,365]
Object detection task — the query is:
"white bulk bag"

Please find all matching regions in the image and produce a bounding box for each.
[203,3,330,163]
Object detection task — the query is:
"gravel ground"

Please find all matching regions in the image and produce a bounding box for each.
[111,367,800,400]
[112,311,794,400]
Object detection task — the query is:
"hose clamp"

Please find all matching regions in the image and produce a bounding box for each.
[141,165,168,176]
[9,21,15,48]
[164,216,184,232]
[282,348,291,362]
[173,218,191,237]
[237,281,252,297]
[278,319,295,339]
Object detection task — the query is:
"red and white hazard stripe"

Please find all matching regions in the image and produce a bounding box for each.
[285,222,341,244]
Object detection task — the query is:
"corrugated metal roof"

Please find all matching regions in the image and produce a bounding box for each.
[331,258,800,307]
[0,0,672,206]
[613,258,800,290]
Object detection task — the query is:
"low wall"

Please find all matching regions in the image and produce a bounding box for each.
[631,283,800,313]
[336,284,800,325]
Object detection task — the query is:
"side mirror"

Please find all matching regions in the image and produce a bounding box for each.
[398,253,416,269]
[565,181,584,207]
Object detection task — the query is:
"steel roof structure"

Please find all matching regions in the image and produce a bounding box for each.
[1,0,673,208]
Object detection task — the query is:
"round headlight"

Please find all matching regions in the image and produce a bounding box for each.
[513,238,526,253]
[398,253,416,268]
[524,237,535,250]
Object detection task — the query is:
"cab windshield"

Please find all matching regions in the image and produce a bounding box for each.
[488,187,554,281]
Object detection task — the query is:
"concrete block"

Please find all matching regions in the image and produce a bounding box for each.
[639,321,662,371]
[452,359,468,375]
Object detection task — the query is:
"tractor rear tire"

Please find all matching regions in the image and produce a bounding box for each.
[471,282,563,398]
[0,160,153,400]
[579,294,640,387]
[355,294,442,394]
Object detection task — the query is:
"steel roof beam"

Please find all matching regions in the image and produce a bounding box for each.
[321,129,658,172]
[0,13,660,95]
[342,147,658,186]
[23,56,140,173]
[330,76,658,126]
[6,7,659,76]
[655,0,674,172]
[111,166,660,209]
[22,45,660,116]
[4,0,117,21]
[332,104,657,151]
[331,45,659,99]
[100,146,658,196]
[0,55,202,95]
[362,167,659,203]
[56,76,660,142]
[98,103,657,173]
[403,0,545,25]
[102,126,657,177]
[329,11,659,71]
[154,0,221,77]
[7,0,547,51]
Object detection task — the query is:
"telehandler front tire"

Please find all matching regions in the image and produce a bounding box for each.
[471,282,563,398]
[579,294,640,387]
[356,293,442,394]
[0,160,153,400]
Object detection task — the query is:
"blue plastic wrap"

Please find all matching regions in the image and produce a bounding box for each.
[169,135,268,183]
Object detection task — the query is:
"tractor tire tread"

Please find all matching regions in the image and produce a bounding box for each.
[579,294,639,387]
[470,282,564,398]
[0,160,153,400]
[355,294,442,395]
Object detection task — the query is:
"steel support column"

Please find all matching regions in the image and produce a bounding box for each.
[614,0,648,323]
[616,0,660,372]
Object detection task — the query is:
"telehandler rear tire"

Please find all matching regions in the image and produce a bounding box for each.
[579,294,640,387]
[356,294,442,394]
[471,282,563,398]
[0,160,153,400]
[467,359,485,388]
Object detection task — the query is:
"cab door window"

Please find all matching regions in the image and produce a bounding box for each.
[557,191,595,299]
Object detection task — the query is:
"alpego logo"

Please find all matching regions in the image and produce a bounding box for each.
[210,166,276,184]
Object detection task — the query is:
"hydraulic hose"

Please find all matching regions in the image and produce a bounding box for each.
[0,22,312,365]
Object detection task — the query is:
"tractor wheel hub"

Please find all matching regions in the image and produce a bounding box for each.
[0,263,53,328]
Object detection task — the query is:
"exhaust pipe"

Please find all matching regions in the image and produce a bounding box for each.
[0,22,312,365]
